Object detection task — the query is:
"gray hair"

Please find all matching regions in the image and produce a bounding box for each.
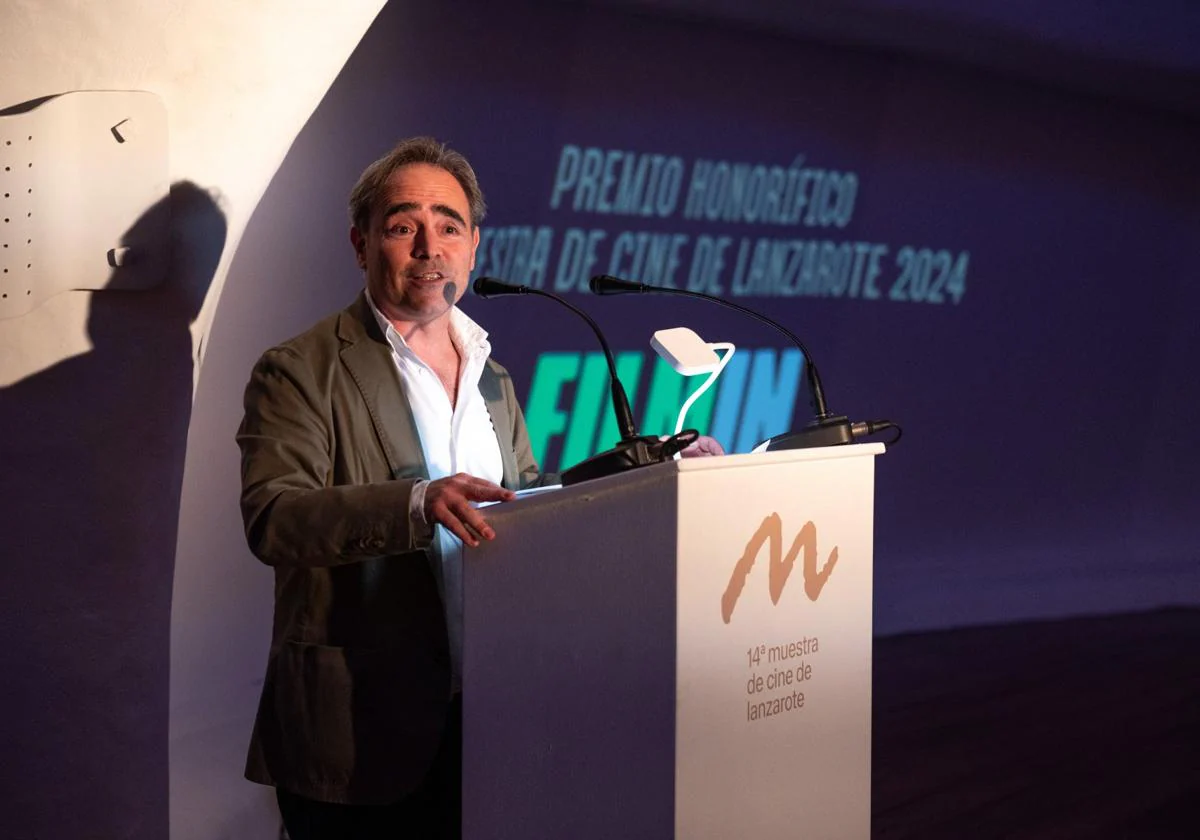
[348,136,487,231]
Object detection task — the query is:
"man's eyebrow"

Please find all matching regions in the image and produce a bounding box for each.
[431,203,468,227]
[382,201,468,227]
[382,201,419,220]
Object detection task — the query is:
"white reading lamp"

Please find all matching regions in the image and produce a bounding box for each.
[649,327,735,458]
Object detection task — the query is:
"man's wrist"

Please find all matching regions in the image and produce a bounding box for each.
[408,478,434,544]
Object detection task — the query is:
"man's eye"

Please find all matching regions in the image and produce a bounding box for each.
[387,224,412,235]
[444,224,459,235]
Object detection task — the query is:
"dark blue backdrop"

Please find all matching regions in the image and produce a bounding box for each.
[215,0,1200,632]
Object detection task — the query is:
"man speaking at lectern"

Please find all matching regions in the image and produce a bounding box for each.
[236,137,543,839]
[236,136,723,838]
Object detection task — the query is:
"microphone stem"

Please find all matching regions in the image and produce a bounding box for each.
[522,288,639,441]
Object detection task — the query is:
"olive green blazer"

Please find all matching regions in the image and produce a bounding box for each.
[237,292,541,805]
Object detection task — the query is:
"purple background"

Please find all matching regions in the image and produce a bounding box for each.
[217,0,1200,633]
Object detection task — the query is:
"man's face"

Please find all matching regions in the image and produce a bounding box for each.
[351,163,480,326]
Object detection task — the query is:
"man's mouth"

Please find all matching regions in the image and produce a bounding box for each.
[408,272,445,284]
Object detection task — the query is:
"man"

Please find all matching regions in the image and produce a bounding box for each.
[238,137,723,839]
[237,137,539,838]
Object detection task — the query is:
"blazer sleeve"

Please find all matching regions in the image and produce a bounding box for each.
[237,345,428,568]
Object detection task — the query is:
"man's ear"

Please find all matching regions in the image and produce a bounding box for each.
[350,226,367,270]
[469,225,480,271]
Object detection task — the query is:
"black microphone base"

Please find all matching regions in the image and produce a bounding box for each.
[758,416,855,452]
[561,432,698,486]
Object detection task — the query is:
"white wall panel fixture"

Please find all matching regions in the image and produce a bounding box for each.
[0,91,169,320]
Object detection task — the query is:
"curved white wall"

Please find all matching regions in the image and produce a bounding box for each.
[0,3,384,838]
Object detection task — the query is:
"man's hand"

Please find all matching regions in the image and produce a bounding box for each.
[678,435,726,458]
[424,473,516,547]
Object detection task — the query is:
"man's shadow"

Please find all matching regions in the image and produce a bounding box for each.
[0,181,225,839]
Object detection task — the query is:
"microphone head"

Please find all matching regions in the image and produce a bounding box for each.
[589,274,644,295]
[472,276,524,298]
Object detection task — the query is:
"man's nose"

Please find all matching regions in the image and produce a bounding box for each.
[411,225,437,258]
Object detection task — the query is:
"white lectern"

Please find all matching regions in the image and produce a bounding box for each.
[463,443,885,839]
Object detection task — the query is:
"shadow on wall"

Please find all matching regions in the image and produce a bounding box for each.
[0,182,225,840]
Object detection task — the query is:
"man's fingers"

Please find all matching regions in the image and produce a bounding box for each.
[680,435,725,458]
[460,478,515,503]
[453,498,495,543]
[436,473,515,501]
[424,473,510,546]
[422,472,516,544]
[427,500,490,546]
[445,513,485,547]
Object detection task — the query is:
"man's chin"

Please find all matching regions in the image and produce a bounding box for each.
[382,296,455,326]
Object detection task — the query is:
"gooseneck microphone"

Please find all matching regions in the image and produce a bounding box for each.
[588,274,900,451]
[474,275,638,441]
[472,276,697,484]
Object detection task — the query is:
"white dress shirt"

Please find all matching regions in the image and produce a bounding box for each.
[367,291,503,694]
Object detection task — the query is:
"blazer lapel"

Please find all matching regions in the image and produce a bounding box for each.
[338,293,519,489]
[337,293,429,481]
[480,362,520,490]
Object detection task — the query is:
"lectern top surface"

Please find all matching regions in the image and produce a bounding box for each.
[476,442,885,521]
[673,441,885,473]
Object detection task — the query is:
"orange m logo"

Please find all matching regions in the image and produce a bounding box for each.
[721,513,838,624]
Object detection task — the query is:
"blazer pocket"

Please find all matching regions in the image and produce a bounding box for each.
[272,640,447,792]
